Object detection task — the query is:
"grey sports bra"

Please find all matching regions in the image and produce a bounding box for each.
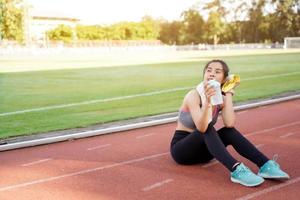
[178,104,222,130]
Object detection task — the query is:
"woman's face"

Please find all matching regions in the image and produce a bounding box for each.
[203,62,226,84]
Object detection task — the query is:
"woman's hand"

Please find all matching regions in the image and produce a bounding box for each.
[203,81,215,105]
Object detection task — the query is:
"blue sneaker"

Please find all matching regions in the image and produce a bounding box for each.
[231,163,264,187]
[258,156,290,179]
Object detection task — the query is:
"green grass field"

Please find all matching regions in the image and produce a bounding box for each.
[0,50,300,139]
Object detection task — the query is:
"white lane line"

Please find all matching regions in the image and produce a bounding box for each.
[86,144,111,151]
[236,176,300,200]
[21,158,52,167]
[280,132,296,138]
[1,71,299,117]
[245,121,300,137]
[242,72,300,81]
[255,144,265,148]
[136,133,156,139]
[0,152,169,192]
[142,179,174,192]
[202,159,219,168]
[0,87,191,116]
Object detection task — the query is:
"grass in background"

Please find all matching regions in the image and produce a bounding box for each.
[0,52,300,139]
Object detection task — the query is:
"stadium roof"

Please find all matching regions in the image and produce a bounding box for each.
[31,10,80,22]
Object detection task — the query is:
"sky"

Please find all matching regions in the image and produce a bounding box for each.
[26,0,202,25]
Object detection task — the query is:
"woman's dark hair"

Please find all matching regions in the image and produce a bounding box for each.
[203,59,229,78]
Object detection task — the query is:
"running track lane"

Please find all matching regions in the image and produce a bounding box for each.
[0,99,299,200]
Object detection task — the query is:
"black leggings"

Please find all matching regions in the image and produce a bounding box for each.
[170,124,269,172]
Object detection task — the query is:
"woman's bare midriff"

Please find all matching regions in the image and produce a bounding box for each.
[176,121,195,133]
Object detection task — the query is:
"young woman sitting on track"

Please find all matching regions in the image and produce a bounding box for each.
[170,59,290,187]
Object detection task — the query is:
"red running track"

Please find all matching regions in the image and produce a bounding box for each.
[0,99,299,200]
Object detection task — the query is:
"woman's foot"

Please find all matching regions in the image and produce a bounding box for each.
[231,163,264,187]
[258,160,290,179]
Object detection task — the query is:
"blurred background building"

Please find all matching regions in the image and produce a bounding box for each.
[23,1,79,46]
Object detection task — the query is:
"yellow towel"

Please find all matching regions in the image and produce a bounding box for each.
[222,74,240,93]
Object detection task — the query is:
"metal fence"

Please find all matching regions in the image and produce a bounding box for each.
[0,41,286,56]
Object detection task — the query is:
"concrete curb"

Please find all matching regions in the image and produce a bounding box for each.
[1,94,299,152]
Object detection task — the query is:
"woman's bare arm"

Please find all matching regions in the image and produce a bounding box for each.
[221,92,235,127]
[186,90,212,133]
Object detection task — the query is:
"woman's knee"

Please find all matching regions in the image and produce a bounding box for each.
[218,127,240,135]
[217,127,241,145]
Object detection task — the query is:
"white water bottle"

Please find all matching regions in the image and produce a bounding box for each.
[208,80,223,105]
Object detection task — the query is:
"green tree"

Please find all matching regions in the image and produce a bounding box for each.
[0,1,3,39]
[204,0,227,20]
[205,11,225,44]
[139,16,160,39]
[293,0,300,36]
[229,1,248,43]
[269,0,300,42]
[159,20,182,45]
[76,25,106,40]
[180,8,205,44]
[0,0,23,42]
[202,0,230,44]
[46,24,73,43]
[75,17,160,41]
[245,0,267,42]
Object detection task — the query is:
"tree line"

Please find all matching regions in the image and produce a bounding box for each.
[47,16,160,43]
[0,0,23,42]
[1,0,299,45]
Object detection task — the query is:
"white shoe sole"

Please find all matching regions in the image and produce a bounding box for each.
[258,173,290,180]
[231,177,264,187]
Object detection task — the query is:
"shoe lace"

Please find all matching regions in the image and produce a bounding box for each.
[269,154,280,168]
[273,154,279,162]
[236,164,251,175]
